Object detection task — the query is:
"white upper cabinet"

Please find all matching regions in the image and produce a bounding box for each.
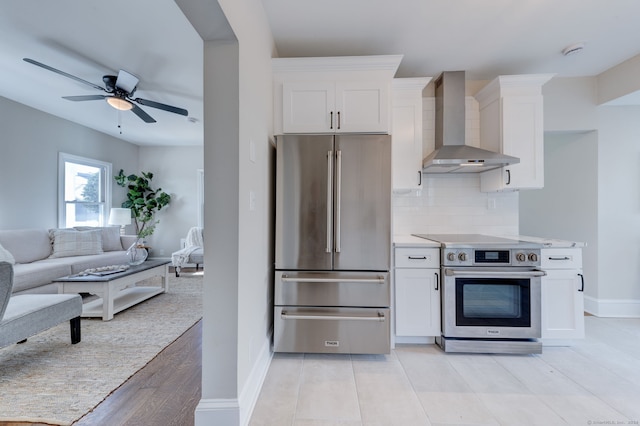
[273,55,403,135]
[391,78,431,189]
[476,74,554,192]
[283,80,389,133]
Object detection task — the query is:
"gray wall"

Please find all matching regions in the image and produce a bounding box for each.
[0,95,204,258]
[0,95,138,230]
[520,131,599,301]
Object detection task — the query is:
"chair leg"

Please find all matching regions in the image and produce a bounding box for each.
[196,264,200,271]
[70,316,81,344]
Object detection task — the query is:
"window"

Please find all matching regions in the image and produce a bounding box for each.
[58,153,112,228]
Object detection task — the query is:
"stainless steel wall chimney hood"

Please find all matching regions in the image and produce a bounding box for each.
[422,71,519,174]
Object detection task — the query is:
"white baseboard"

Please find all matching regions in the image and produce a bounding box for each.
[584,296,640,317]
[195,329,273,426]
[195,399,240,425]
[239,328,273,426]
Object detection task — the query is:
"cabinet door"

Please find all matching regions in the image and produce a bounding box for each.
[392,96,423,189]
[395,268,440,337]
[335,81,389,133]
[541,269,585,340]
[501,95,544,189]
[283,82,335,133]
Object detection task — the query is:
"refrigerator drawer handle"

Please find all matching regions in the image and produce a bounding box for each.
[445,269,547,278]
[281,276,386,283]
[281,312,386,322]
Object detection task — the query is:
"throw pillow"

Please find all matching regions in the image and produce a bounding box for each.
[74,226,123,251]
[49,229,104,258]
[0,242,15,265]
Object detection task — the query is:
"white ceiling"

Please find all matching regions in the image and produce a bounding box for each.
[2,0,640,146]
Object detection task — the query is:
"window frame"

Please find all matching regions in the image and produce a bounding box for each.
[58,152,112,228]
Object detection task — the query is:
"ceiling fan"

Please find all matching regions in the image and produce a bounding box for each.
[23,58,188,123]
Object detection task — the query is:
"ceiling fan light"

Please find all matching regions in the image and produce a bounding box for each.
[107,96,133,111]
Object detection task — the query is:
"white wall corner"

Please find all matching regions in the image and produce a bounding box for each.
[584,296,640,318]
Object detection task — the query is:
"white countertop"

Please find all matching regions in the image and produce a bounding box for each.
[395,233,585,248]
[512,235,586,248]
[393,234,441,247]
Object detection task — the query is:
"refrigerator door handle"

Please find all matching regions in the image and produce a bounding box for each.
[335,150,342,252]
[326,150,333,253]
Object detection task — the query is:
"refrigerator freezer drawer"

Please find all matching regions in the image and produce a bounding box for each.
[275,271,390,307]
[274,306,391,354]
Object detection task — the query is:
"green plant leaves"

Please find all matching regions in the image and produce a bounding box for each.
[115,169,171,238]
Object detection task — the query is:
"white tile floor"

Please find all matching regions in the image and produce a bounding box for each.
[250,317,640,425]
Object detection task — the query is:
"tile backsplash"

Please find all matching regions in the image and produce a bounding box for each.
[393,96,519,236]
[393,175,519,236]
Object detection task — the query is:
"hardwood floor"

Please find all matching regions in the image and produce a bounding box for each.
[74,320,202,426]
[0,319,202,426]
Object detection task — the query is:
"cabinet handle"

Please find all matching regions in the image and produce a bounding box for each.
[548,256,571,261]
[408,256,427,260]
[578,273,584,292]
[330,111,334,129]
[435,272,439,291]
[337,111,341,129]
[506,169,511,185]
[418,170,422,186]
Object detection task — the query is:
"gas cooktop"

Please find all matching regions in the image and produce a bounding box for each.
[411,233,542,249]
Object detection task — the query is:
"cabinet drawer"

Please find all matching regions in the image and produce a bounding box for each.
[394,247,439,268]
[541,248,582,269]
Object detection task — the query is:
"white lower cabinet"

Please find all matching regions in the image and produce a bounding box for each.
[541,248,585,344]
[394,247,440,341]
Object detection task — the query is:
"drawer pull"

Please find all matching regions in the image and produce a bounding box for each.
[408,256,427,260]
[281,311,385,321]
[548,256,571,261]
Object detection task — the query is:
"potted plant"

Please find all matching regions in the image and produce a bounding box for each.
[115,169,171,264]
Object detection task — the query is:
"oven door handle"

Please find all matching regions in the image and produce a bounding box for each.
[444,269,547,278]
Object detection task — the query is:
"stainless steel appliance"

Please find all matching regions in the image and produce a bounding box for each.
[422,71,519,173]
[413,234,545,354]
[274,134,392,354]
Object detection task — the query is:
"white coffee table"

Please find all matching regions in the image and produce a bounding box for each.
[55,260,170,321]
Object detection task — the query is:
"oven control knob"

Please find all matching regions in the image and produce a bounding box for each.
[528,253,538,262]
[447,252,456,262]
[516,252,526,262]
[458,252,467,261]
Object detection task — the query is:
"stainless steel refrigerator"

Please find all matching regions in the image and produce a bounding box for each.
[274,134,391,354]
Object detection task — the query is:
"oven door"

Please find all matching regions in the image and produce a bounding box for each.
[442,268,545,339]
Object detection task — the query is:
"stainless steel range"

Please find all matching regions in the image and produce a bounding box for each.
[412,234,546,354]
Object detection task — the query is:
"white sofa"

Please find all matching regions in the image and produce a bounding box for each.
[0,228,136,295]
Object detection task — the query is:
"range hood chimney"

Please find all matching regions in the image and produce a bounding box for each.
[422,71,519,173]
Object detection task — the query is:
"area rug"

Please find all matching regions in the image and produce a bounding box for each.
[0,272,203,425]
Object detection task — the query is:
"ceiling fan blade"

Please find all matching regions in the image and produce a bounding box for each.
[63,95,107,101]
[130,104,157,123]
[23,58,106,92]
[134,98,188,116]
